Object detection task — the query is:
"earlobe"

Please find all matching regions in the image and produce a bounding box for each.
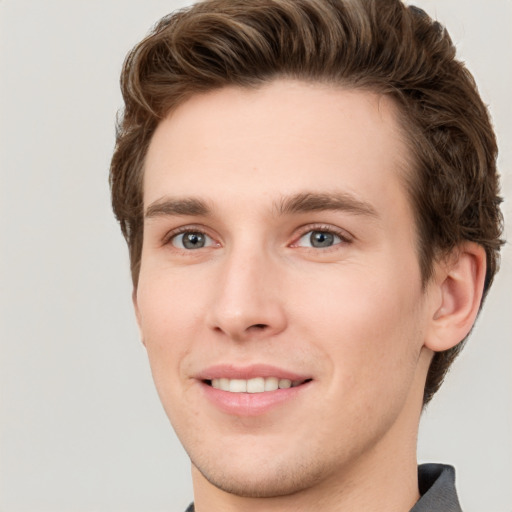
[132,287,145,346]
[424,243,486,352]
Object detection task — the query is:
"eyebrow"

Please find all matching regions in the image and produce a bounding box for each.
[145,197,211,218]
[276,192,378,218]
[144,191,378,219]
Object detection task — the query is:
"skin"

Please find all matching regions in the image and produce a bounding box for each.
[134,80,485,511]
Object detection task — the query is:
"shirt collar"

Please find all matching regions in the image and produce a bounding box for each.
[410,464,462,511]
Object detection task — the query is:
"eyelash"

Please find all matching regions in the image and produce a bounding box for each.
[162,225,215,246]
[291,224,353,248]
[162,224,353,250]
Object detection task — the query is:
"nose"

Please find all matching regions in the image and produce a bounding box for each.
[206,246,288,342]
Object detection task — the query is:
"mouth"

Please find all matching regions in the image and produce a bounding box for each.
[204,377,313,393]
[197,365,313,415]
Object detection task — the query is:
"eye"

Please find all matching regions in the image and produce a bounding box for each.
[296,230,344,248]
[170,231,215,250]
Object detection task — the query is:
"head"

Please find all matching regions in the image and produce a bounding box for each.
[110,0,502,407]
[110,1,504,502]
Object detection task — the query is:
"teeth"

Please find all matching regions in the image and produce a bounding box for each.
[264,377,278,391]
[247,377,265,393]
[229,379,247,392]
[278,378,291,389]
[210,377,305,393]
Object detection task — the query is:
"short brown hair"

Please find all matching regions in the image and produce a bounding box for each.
[110,0,503,404]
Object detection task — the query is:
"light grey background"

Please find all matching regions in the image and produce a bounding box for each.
[0,1,510,511]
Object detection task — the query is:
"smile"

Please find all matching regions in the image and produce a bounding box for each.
[197,364,313,415]
[208,377,309,393]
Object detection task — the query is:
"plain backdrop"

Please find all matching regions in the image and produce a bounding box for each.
[0,1,510,511]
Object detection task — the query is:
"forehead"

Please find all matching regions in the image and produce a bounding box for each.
[143,80,413,218]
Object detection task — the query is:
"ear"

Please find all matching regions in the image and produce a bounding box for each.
[132,287,145,346]
[424,242,486,352]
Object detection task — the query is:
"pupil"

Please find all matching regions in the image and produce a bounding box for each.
[311,231,334,248]
[183,232,205,249]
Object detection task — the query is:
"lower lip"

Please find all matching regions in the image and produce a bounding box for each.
[200,381,312,416]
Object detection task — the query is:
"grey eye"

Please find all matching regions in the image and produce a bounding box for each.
[310,231,335,248]
[297,230,341,248]
[172,231,211,250]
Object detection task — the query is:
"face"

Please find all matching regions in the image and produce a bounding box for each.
[136,80,434,499]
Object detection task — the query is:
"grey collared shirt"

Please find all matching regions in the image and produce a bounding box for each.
[185,463,462,512]
[411,464,462,511]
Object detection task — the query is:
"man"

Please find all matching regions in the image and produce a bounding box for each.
[109,0,503,510]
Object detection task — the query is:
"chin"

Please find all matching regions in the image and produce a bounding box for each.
[190,448,330,498]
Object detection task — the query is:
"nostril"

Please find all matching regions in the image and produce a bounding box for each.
[252,324,267,330]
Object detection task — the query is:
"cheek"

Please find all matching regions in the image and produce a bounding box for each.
[137,264,203,335]
[135,272,200,388]
[294,261,425,388]
[303,273,426,448]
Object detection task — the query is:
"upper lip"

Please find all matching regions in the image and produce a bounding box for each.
[196,363,312,382]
